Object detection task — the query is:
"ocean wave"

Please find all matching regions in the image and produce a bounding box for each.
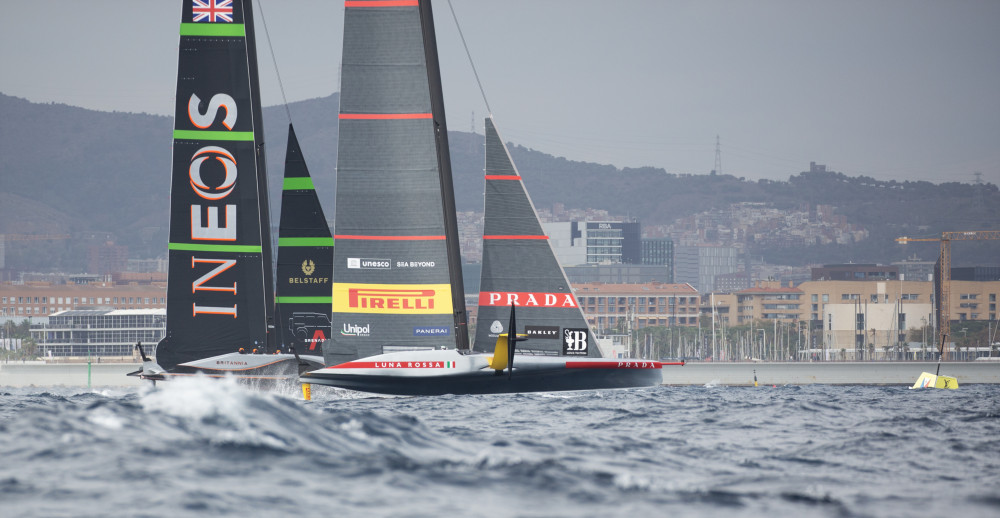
[2,383,1000,517]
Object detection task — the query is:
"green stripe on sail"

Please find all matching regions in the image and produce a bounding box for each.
[180,23,245,37]
[276,296,333,304]
[169,242,262,253]
[283,177,315,190]
[278,237,334,247]
[173,130,255,141]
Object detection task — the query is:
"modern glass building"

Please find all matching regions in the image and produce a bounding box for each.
[31,309,165,357]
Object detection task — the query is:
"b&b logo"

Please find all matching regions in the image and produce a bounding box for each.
[562,328,589,356]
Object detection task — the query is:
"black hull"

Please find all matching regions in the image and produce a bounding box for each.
[301,367,662,396]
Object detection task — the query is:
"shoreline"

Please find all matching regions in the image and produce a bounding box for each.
[2,360,999,388]
[661,361,1000,386]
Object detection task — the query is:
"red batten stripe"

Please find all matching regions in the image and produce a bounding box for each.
[334,234,445,241]
[484,175,521,181]
[339,113,431,120]
[483,235,548,240]
[345,1,418,7]
[329,362,378,369]
[565,361,664,369]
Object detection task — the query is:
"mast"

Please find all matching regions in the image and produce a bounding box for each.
[243,0,277,352]
[419,0,469,350]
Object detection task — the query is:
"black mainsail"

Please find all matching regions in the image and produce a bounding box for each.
[325,0,468,366]
[275,124,334,356]
[473,117,601,358]
[155,0,275,370]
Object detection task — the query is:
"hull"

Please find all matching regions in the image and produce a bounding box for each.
[129,352,324,386]
[301,349,676,395]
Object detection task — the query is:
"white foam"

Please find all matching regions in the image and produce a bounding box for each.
[87,406,124,430]
[139,374,251,421]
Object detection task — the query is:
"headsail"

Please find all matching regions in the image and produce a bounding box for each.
[325,0,468,366]
[275,124,334,356]
[156,0,275,370]
[473,118,601,358]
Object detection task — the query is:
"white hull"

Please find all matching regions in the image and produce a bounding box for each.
[129,352,324,385]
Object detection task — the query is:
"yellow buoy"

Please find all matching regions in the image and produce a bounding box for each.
[302,383,312,400]
[910,372,958,390]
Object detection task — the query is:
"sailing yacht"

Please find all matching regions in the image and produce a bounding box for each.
[300,0,680,395]
[274,124,334,360]
[130,0,323,383]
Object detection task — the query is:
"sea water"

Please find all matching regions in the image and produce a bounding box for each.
[1,380,998,518]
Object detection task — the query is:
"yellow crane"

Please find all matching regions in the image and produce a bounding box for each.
[896,231,1000,359]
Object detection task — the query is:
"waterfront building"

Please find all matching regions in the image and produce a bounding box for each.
[811,263,899,281]
[573,282,700,335]
[564,264,672,284]
[820,302,932,360]
[796,280,935,324]
[701,279,999,358]
[674,245,738,293]
[30,308,165,358]
[949,280,999,321]
[640,238,673,269]
[1,278,165,323]
[892,256,935,282]
[731,282,803,324]
[543,221,641,266]
[714,271,752,294]
[951,266,1000,282]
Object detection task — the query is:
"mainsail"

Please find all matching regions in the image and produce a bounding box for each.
[325,0,468,366]
[275,124,334,355]
[473,117,601,358]
[156,0,275,370]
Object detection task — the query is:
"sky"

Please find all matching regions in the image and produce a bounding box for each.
[2,0,998,185]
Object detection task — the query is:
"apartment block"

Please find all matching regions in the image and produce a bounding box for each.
[573,282,700,334]
[1,280,166,321]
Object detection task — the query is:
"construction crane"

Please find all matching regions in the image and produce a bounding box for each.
[896,231,1000,359]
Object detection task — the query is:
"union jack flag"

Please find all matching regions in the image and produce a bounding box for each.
[192,0,234,23]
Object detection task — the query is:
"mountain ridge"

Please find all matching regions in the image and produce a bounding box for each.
[1,92,997,272]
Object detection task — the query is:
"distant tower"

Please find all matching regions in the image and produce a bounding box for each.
[974,171,984,212]
[713,135,722,176]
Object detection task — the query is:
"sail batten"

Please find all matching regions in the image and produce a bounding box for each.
[339,113,433,119]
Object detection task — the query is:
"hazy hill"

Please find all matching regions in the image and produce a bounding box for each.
[1,93,998,272]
